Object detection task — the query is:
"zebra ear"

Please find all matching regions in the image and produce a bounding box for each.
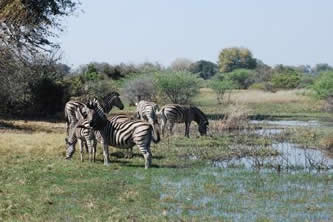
[135,102,138,106]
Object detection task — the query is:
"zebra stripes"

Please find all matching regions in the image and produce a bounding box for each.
[79,100,160,168]
[135,100,159,124]
[158,104,209,138]
[135,100,160,138]
[65,119,97,162]
[64,92,124,135]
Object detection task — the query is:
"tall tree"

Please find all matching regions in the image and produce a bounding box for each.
[0,0,79,53]
[218,47,256,73]
[189,60,218,79]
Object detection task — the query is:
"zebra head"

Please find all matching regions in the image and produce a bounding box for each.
[198,120,209,136]
[104,92,124,111]
[85,100,108,130]
[192,106,209,136]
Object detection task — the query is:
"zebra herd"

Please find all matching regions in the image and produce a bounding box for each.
[64,92,209,169]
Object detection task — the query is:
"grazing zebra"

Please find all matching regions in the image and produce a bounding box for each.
[158,104,209,138]
[77,100,160,168]
[65,119,97,162]
[64,92,124,136]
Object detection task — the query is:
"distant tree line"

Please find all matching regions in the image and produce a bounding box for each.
[0,1,332,117]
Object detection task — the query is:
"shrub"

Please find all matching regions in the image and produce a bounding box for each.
[312,71,333,99]
[122,75,158,106]
[222,69,255,89]
[155,71,201,104]
[210,77,235,104]
[271,66,301,89]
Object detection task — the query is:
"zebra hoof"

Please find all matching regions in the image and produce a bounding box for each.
[65,156,72,160]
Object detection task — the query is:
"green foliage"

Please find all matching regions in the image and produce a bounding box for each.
[312,71,333,99]
[155,71,201,104]
[209,77,235,104]
[272,72,301,89]
[218,47,257,73]
[0,0,78,51]
[189,60,218,79]
[224,69,255,89]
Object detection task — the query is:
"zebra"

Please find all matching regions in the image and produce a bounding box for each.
[76,100,160,168]
[135,100,160,135]
[65,118,97,162]
[64,92,124,136]
[158,104,209,138]
[108,114,134,158]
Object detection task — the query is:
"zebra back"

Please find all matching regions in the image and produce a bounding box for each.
[136,100,159,123]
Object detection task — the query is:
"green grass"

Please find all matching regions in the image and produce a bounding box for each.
[1,88,333,221]
[1,154,332,221]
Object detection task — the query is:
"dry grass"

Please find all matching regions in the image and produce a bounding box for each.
[211,104,250,131]
[230,89,312,104]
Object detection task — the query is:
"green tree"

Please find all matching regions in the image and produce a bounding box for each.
[218,47,256,73]
[312,71,333,99]
[189,60,218,79]
[0,0,79,52]
[155,71,201,104]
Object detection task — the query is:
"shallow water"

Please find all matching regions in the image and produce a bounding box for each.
[250,119,333,128]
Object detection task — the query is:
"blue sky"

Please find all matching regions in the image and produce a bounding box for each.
[58,0,333,68]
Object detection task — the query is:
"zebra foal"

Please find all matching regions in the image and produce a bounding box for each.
[158,104,209,138]
[77,100,160,168]
[65,119,97,162]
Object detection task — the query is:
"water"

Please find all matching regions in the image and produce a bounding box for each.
[250,119,333,128]
[214,119,333,170]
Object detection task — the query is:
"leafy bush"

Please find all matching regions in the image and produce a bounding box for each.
[271,71,301,89]
[155,71,201,104]
[312,71,333,99]
[224,69,255,89]
[271,66,301,89]
[298,74,315,89]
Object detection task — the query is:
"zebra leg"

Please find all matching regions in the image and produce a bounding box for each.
[139,146,152,169]
[79,139,84,162]
[185,122,191,138]
[93,140,97,162]
[168,122,175,136]
[160,115,167,137]
[86,139,93,162]
[102,143,110,166]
